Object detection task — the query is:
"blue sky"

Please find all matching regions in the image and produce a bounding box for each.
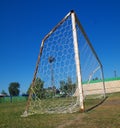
[0,0,120,94]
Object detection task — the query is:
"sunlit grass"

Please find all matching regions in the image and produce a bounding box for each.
[0,92,120,128]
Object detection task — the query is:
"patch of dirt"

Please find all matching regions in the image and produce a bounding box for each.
[57,95,120,128]
[103,99,120,105]
[57,113,86,128]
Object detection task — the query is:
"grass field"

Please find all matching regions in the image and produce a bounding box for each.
[0,93,120,128]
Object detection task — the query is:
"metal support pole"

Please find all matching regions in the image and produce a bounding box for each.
[101,66,106,98]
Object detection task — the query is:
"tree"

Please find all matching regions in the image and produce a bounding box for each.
[8,82,20,96]
[34,77,44,98]
[27,77,45,99]
[60,80,67,95]
[60,77,76,96]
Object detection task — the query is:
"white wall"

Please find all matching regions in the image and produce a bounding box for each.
[74,80,120,96]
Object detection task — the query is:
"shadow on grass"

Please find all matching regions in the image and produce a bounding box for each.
[84,96,108,112]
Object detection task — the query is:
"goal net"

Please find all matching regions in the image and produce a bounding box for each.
[22,10,106,117]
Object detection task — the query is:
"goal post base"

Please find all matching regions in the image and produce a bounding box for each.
[79,107,85,113]
[21,111,28,118]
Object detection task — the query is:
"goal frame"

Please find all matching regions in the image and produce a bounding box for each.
[23,10,106,116]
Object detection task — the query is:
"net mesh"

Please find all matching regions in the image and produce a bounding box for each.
[23,11,105,116]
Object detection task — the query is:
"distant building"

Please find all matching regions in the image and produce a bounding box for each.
[0,94,6,97]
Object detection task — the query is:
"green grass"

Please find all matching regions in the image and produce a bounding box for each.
[0,93,120,128]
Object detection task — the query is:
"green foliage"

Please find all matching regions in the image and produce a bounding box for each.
[8,82,20,96]
[60,77,76,96]
[31,77,45,99]
[28,77,59,99]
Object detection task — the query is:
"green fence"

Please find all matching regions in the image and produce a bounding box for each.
[105,77,120,82]
[83,77,120,84]
[0,96,27,103]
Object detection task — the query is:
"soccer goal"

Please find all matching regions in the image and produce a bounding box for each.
[21,10,106,117]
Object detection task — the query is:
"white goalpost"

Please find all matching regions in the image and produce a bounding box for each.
[21,10,106,117]
[71,11,84,111]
